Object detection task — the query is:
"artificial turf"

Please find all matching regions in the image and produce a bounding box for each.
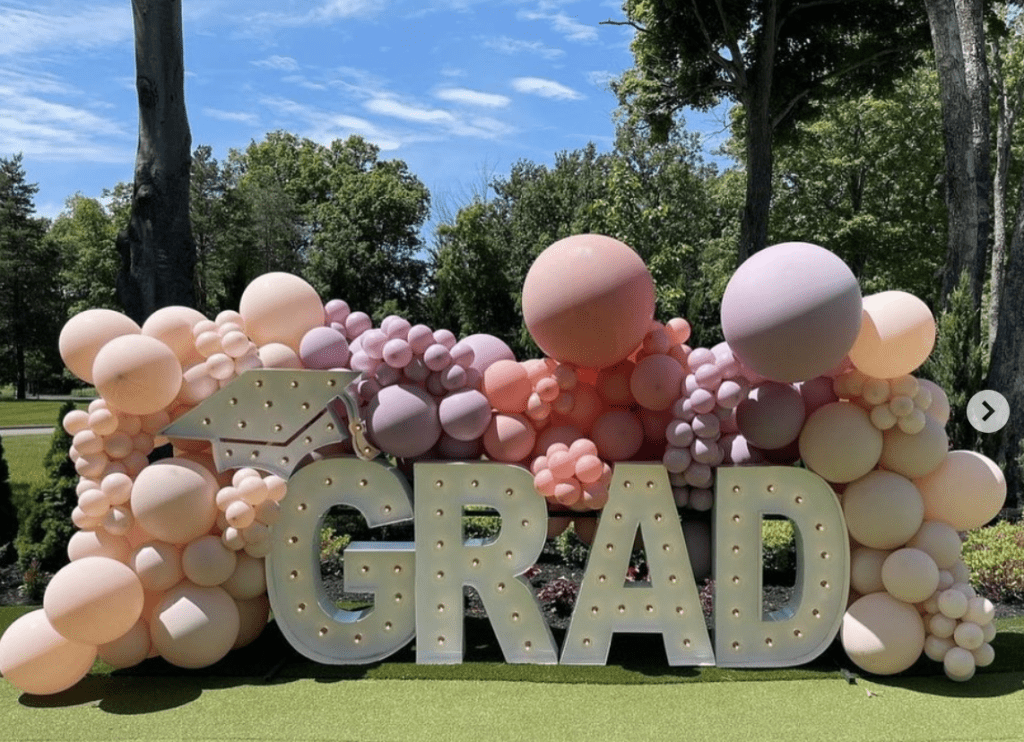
[2,606,1023,741]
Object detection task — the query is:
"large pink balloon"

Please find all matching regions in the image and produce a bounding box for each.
[439,390,492,441]
[59,308,141,384]
[721,242,862,383]
[299,326,350,369]
[483,413,536,462]
[366,384,441,458]
[842,593,925,675]
[848,291,935,379]
[238,272,325,352]
[150,582,240,669]
[131,458,219,545]
[0,609,97,695]
[43,556,144,646]
[522,234,655,369]
[92,334,183,415]
[142,306,207,366]
[461,334,515,374]
[735,381,805,450]
[914,451,1006,531]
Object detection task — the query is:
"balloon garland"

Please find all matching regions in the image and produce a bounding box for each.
[0,235,1007,694]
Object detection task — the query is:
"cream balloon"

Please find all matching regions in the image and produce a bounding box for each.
[59,308,141,384]
[142,306,208,366]
[181,535,238,587]
[915,451,1006,531]
[98,618,151,669]
[233,595,271,650]
[221,552,267,600]
[150,582,240,669]
[238,272,325,353]
[0,609,97,695]
[799,402,883,483]
[131,458,219,545]
[842,592,925,675]
[131,541,185,592]
[843,470,923,550]
[881,548,939,604]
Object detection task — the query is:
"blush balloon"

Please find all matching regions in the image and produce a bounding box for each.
[44,556,144,645]
[92,334,183,416]
[60,308,142,384]
[848,291,936,379]
[591,410,643,461]
[239,272,325,352]
[0,610,97,696]
[630,354,683,411]
[438,390,492,441]
[366,384,442,459]
[482,413,536,463]
[299,326,350,370]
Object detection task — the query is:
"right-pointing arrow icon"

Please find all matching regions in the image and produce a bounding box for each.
[981,400,995,422]
[967,390,1009,434]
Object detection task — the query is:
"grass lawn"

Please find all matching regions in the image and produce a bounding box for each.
[1,434,51,514]
[1,606,1022,741]
[0,400,78,428]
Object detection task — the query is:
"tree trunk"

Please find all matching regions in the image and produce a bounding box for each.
[924,0,984,312]
[117,0,196,323]
[985,179,1024,510]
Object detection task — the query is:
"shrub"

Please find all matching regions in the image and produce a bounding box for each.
[0,434,18,563]
[463,513,502,542]
[320,526,352,578]
[762,519,796,579]
[15,402,77,571]
[962,521,1024,603]
[537,577,579,617]
[553,522,591,568]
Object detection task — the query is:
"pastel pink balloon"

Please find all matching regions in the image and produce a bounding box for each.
[591,410,643,461]
[182,535,238,587]
[914,451,1006,531]
[533,424,584,457]
[423,343,453,372]
[383,338,413,368]
[233,595,271,650]
[92,334,183,416]
[630,354,684,411]
[523,234,655,369]
[131,541,184,592]
[324,299,350,325]
[345,311,372,338]
[300,326,350,369]
[258,342,302,369]
[459,333,515,374]
[238,272,325,352]
[433,329,457,349]
[483,360,532,413]
[438,390,492,441]
[142,306,208,366]
[221,552,267,601]
[736,382,805,450]
[483,413,536,463]
[436,433,482,460]
[721,242,862,383]
[367,384,442,459]
[131,458,219,545]
[0,609,97,695]
[98,618,151,669]
[44,556,144,645]
[450,341,476,369]
[362,329,387,360]
[60,308,142,384]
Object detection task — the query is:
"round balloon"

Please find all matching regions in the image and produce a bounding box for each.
[522,234,655,369]
[131,458,219,545]
[59,309,141,384]
[842,592,925,675]
[150,582,240,669]
[0,609,97,695]
[366,384,442,459]
[239,272,325,352]
[721,243,862,383]
[799,402,882,483]
[736,381,805,450]
[915,451,1006,531]
[843,470,923,550]
[848,291,935,379]
[92,334,183,415]
[142,306,207,366]
[43,556,144,645]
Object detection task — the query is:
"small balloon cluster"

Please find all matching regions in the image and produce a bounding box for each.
[0,234,1009,696]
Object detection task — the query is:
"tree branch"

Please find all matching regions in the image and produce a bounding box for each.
[770,48,901,129]
[712,0,747,79]
[600,18,647,33]
[688,0,744,86]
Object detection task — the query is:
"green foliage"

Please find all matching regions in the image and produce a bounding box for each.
[553,523,591,569]
[320,526,352,578]
[15,402,77,571]
[920,271,986,453]
[50,194,121,317]
[762,519,796,578]
[463,514,502,541]
[0,434,17,563]
[962,521,1024,603]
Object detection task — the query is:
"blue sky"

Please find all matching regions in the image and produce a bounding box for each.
[2,0,731,232]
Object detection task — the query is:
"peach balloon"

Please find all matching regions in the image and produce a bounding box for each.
[848,291,936,379]
[98,618,151,669]
[221,552,267,600]
[915,451,1006,531]
[233,595,271,650]
[482,360,532,414]
[238,272,325,353]
[67,529,131,564]
[591,410,643,461]
[907,520,961,570]
[0,609,97,695]
[799,402,883,483]
[522,234,655,369]
[482,413,536,462]
[59,308,141,384]
[842,593,925,675]
[850,547,890,595]
[917,378,950,424]
[258,342,303,370]
[630,354,683,411]
[150,582,240,669]
[879,413,948,479]
[43,556,144,645]
[721,242,862,383]
[131,458,219,545]
[182,535,238,587]
[596,360,635,406]
[131,541,184,592]
[92,334,183,416]
[142,306,207,366]
[881,548,940,604]
[843,470,923,550]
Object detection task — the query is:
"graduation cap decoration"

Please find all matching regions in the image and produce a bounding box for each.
[162,369,379,478]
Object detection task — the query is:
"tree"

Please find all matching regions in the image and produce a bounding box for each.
[607,0,929,261]
[0,433,18,564]
[190,145,231,315]
[0,155,61,398]
[50,195,121,317]
[117,0,196,322]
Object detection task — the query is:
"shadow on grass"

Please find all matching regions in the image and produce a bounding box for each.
[10,614,1024,710]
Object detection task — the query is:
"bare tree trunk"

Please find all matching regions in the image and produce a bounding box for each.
[924,0,985,312]
[985,179,1024,509]
[117,0,196,322]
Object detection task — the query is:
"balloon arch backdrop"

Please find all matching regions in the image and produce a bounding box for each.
[0,235,1006,695]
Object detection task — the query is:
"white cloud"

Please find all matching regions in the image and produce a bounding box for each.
[440,66,467,78]
[259,95,405,150]
[482,36,564,59]
[317,0,381,20]
[0,4,131,56]
[203,108,260,126]
[587,70,615,87]
[244,0,383,31]
[435,88,511,108]
[253,55,300,72]
[517,10,597,42]
[365,98,456,125]
[511,76,584,101]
